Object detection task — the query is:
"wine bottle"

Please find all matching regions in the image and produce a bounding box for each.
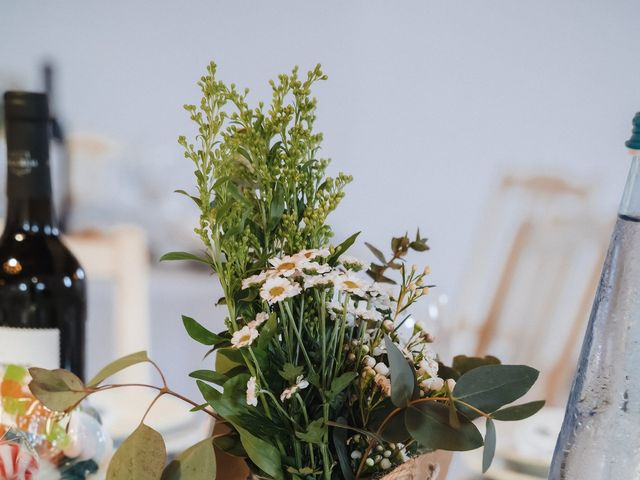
[0,91,86,379]
[548,113,640,478]
[43,62,72,232]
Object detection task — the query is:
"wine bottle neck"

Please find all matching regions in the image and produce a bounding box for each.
[619,154,640,220]
[3,113,57,234]
[4,197,57,235]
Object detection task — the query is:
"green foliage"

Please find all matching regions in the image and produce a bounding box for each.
[453,365,539,419]
[178,61,352,318]
[366,230,429,284]
[491,400,546,421]
[159,251,212,266]
[182,315,227,346]
[237,426,284,480]
[384,336,415,408]
[482,418,496,473]
[28,368,87,412]
[107,424,166,480]
[405,402,483,451]
[451,355,501,376]
[161,438,216,480]
[88,351,149,387]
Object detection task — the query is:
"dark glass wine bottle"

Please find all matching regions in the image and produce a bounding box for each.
[0,91,86,379]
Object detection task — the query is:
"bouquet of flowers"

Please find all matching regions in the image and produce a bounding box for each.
[27,62,543,480]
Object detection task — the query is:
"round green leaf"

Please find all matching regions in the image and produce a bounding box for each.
[491,400,546,421]
[161,437,216,480]
[28,368,87,412]
[88,351,149,387]
[384,336,415,408]
[107,424,166,480]
[453,365,539,418]
[482,418,496,473]
[405,402,483,451]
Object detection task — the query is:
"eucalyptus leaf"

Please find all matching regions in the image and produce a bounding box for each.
[452,355,501,376]
[491,400,545,421]
[409,240,429,252]
[28,368,87,412]
[453,365,539,419]
[159,251,212,265]
[482,418,496,473]
[405,402,483,451]
[161,437,216,480]
[182,315,226,346]
[379,410,410,443]
[236,426,283,480]
[107,424,166,480]
[384,336,415,408]
[365,242,387,263]
[88,351,149,387]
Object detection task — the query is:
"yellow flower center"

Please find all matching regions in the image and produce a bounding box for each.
[269,286,285,297]
[277,262,296,272]
[239,332,253,344]
[343,280,359,289]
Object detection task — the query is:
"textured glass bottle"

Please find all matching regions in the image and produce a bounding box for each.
[549,114,640,479]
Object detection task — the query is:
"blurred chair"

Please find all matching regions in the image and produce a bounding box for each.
[445,174,611,406]
[66,225,209,451]
[64,226,151,382]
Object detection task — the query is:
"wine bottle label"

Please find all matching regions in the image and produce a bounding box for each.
[8,150,39,177]
[0,326,60,369]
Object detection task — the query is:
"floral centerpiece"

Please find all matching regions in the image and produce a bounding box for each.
[25,62,544,480]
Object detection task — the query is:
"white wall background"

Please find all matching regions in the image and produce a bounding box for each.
[2,1,640,390]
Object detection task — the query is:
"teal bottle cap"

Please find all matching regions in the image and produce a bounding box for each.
[626,112,640,149]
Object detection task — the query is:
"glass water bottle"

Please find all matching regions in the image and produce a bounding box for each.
[549,113,640,478]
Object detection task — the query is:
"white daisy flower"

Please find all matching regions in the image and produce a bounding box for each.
[303,274,334,289]
[248,312,269,328]
[326,300,346,320]
[339,255,369,272]
[446,378,456,392]
[335,272,369,297]
[242,272,268,290]
[246,376,258,407]
[231,325,259,349]
[280,375,310,401]
[421,377,444,391]
[268,255,309,277]
[296,247,331,261]
[260,277,302,304]
[301,261,332,275]
[353,304,383,322]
